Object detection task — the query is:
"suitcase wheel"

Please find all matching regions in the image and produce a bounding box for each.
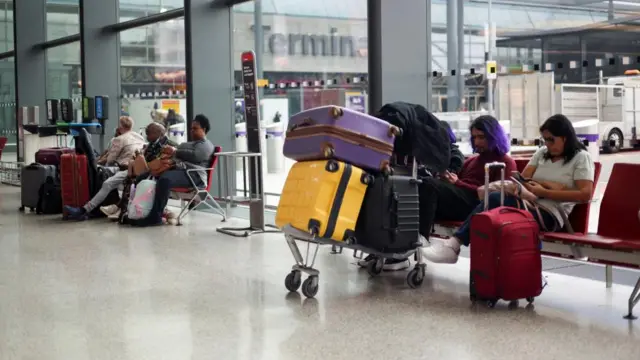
[388,125,402,138]
[406,266,426,289]
[19,206,25,212]
[526,297,535,304]
[360,173,374,185]
[328,106,344,118]
[301,276,319,298]
[325,160,338,172]
[487,299,498,309]
[323,146,335,158]
[284,271,302,292]
[367,258,384,277]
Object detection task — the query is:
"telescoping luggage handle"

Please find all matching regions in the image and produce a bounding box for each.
[483,162,505,211]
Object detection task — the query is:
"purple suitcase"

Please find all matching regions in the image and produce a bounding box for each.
[284,105,400,173]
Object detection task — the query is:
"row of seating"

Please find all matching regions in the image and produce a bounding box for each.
[434,160,640,320]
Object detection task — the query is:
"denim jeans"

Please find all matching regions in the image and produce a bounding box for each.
[454,192,557,246]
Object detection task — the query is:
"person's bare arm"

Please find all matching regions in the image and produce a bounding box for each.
[525,180,593,203]
[521,165,536,179]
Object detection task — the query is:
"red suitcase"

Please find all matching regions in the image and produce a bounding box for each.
[60,153,90,218]
[36,147,75,166]
[469,162,543,308]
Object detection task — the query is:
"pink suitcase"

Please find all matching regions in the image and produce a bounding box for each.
[284,105,401,173]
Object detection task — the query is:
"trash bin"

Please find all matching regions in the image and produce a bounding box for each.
[265,123,285,174]
[573,119,600,162]
[168,123,186,145]
[234,122,267,172]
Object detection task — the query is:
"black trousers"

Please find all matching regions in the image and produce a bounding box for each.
[419,177,480,237]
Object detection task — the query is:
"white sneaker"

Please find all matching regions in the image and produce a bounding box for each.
[100,204,119,217]
[422,237,461,264]
[107,210,121,221]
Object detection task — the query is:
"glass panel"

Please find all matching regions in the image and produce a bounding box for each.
[119,0,184,22]
[232,0,368,208]
[46,0,79,41]
[46,42,82,121]
[0,57,16,161]
[0,3,13,52]
[120,18,186,137]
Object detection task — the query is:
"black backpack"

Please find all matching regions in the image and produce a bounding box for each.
[36,177,63,215]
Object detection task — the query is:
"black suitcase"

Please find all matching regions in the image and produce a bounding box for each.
[20,163,57,212]
[355,175,421,253]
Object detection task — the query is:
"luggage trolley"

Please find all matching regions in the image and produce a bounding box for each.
[282,224,427,298]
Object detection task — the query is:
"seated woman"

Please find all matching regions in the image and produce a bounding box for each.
[423,114,595,264]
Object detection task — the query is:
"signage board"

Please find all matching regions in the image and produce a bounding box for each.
[82,97,95,122]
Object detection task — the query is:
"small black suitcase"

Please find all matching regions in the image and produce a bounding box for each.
[355,175,421,253]
[20,163,57,212]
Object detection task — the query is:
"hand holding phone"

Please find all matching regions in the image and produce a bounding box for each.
[511,171,529,184]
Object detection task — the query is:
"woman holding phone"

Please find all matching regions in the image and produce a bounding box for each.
[423,114,595,264]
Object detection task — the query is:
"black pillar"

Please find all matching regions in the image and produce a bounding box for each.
[80,0,120,151]
[185,0,234,152]
[14,0,46,146]
[368,0,431,112]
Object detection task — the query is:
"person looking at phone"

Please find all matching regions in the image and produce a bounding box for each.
[132,114,215,226]
[423,114,595,264]
[359,115,516,271]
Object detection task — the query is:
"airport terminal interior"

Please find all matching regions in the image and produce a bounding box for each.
[1,0,640,359]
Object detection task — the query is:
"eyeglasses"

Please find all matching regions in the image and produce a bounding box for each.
[542,136,555,144]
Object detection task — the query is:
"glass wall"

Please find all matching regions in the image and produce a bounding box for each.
[120,18,186,136]
[0,57,15,157]
[232,0,368,208]
[0,2,12,52]
[46,0,80,40]
[46,42,82,121]
[119,0,184,22]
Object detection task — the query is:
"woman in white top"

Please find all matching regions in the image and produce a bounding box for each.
[423,114,596,264]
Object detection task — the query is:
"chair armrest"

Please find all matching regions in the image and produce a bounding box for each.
[183,167,215,189]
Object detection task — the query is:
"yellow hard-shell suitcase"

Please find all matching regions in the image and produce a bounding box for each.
[275,159,371,241]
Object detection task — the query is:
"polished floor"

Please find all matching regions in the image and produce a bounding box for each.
[0,185,639,360]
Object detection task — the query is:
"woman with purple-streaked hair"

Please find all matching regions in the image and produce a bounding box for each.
[359,115,517,272]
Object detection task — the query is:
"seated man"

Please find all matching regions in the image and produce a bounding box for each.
[99,122,177,220]
[359,115,517,271]
[132,114,215,226]
[99,116,145,168]
[64,121,164,220]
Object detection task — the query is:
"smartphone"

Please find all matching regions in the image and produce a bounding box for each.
[511,171,530,183]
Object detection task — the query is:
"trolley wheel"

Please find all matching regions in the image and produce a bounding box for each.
[301,276,319,298]
[284,271,302,292]
[329,106,344,118]
[367,258,384,276]
[526,297,535,304]
[387,125,402,137]
[407,267,425,289]
[323,146,335,158]
[487,300,498,309]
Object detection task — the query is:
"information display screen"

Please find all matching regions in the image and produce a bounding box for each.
[60,99,73,122]
[82,97,95,123]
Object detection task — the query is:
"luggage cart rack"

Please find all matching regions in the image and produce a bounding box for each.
[0,161,24,187]
[281,224,427,298]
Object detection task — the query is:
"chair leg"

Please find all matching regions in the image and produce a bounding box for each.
[623,276,640,320]
[605,265,613,288]
[203,193,226,220]
[176,196,199,226]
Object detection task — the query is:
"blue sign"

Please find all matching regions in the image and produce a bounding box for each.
[95,96,103,120]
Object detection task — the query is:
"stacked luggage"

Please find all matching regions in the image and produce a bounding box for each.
[20,147,73,214]
[275,105,425,298]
